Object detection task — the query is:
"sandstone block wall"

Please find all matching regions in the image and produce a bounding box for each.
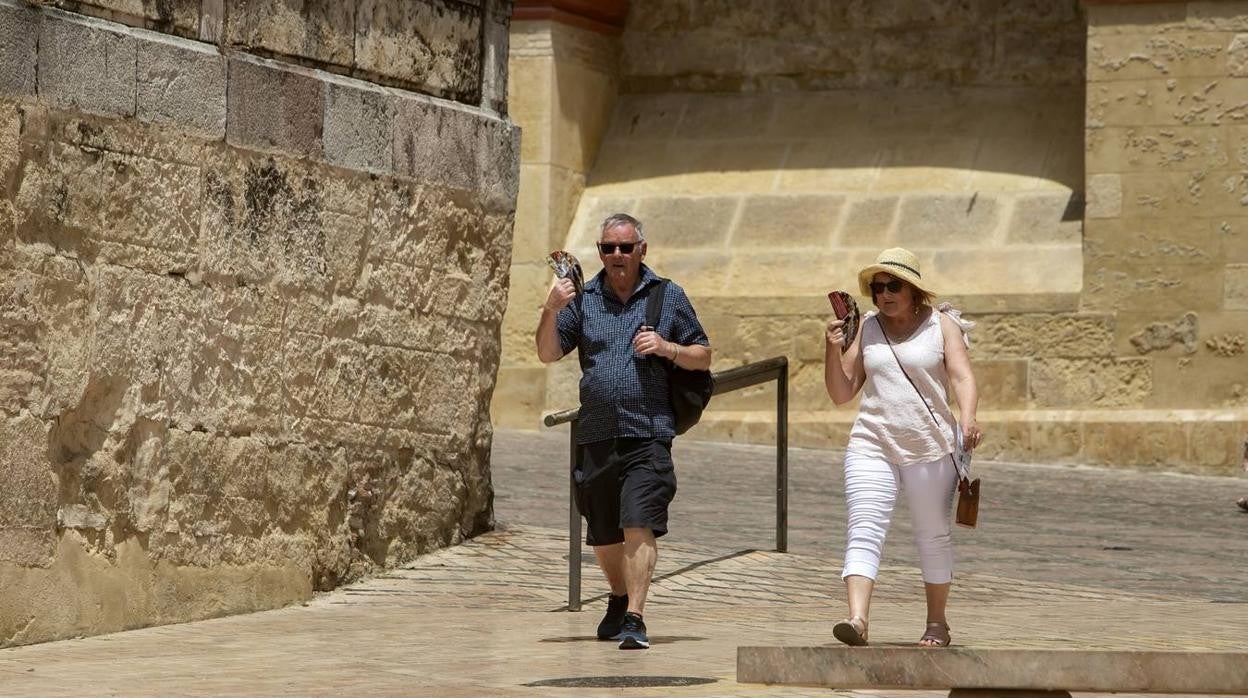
[499,1,1247,474]
[0,0,518,647]
[493,18,618,426]
[622,0,1086,92]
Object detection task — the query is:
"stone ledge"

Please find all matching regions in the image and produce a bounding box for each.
[737,646,1248,694]
[690,408,1248,474]
[6,4,520,213]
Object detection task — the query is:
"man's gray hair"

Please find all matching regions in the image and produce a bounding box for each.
[600,213,645,241]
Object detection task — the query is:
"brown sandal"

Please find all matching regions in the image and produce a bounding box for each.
[919,621,951,647]
[832,616,869,646]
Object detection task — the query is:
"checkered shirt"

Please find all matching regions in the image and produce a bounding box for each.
[556,264,710,444]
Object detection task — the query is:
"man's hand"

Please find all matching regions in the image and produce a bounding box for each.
[544,278,576,313]
[826,318,846,351]
[633,329,673,358]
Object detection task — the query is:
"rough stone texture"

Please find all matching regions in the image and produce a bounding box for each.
[223,0,354,68]
[136,32,226,139]
[356,0,483,103]
[1085,174,1122,218]
[0,3,39,97]
[1227,263,1248,309]
[0,0,517,651]
[1129,312,1199,354]
[56,0,199,36]
[38,11,137,118]
[621,0,1086,93]
[226,56,323,159]
[323,77,394,173]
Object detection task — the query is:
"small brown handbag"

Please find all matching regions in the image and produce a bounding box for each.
[876,316,980,529]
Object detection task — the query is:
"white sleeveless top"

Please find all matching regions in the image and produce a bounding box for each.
[847,309,956,466]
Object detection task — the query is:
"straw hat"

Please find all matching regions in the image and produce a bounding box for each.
[857,247,935,298]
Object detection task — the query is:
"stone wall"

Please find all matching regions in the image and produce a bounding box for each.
[621,0,1086,92]
[0,0,518,647]
[498,1,1247,474]
[493,18,618,428]
[1074,0,1248,468]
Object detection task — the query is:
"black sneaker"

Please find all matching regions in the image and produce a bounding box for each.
[596,594,629,640]
[617,612,649,650]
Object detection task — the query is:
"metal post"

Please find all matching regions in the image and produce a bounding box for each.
[568,421,582,611]
[776,362,789,553]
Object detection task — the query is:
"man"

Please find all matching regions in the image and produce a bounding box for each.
[535,213,711,650]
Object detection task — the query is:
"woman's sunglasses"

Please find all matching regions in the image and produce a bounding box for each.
[869,279,906,295]
[597,242,638,254]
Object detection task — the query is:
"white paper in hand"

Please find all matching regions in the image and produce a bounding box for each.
[953,425,973,482]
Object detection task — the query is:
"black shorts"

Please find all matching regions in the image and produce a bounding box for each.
[574,438,677,546]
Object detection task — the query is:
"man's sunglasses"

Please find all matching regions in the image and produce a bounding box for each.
[869,279,906,295]
[597,242,639,254]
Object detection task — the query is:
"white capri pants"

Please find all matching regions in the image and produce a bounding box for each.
[841,450,957,584]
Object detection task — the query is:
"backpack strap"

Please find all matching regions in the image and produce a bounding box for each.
[645,278,668,329]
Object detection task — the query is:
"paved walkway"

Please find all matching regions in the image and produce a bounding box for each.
[0,429,1245,696]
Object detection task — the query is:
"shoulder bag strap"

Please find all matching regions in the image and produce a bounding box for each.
[645,278,668,330]
[875,315,962,478]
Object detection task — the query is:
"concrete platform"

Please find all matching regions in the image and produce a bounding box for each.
[738,646,1248,695]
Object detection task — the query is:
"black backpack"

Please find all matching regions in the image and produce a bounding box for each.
[645,279,713,435]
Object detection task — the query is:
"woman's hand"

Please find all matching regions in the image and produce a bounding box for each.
[961,416,983,450]
[826,318,846,351]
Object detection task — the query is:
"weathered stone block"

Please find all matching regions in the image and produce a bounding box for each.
[1086,174,1122,219]
[66,0,200,35]
[633,196,737,248]
[1150,352,1248,407]
[974,313,1115,359]
[1029,420,1083,462]
[38,12,137,118]
[48,141,200,273]
[894,194,1000,246]
[1088,31,1232,82]
[477,115,520,214]
[1030,358,1153,408]
[224,0,355,68]
[733,195,842,247]
[1007,192,1078,244]
[1083,259,1224,313]
[480,1,509,113]
[836,196,897,247]
[1087,126,1231,174]
[0,3,38,97]
[137,33,226,139]
[1126,311,1200,355]
[200,156,362,289]
[226,57,323,159]
[322,77,394,174]
[1082,420,1188,468]
[355,0,483,103]
[0,413,56,565]
[1083,217,1220,266]
[392,95,481,192]
[1227,263,1248,309]
[1188,2,1248,32]
[1189,420,1248,470]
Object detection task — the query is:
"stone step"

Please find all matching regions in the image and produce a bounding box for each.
[737,646,1248,695]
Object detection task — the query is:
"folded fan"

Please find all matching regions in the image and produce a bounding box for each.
[546,250,584,295]
[827,290,861,348]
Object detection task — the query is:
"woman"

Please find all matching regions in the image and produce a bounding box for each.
[824,247,982,647]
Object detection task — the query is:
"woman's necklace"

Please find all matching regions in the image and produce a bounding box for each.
[880,308,925,342]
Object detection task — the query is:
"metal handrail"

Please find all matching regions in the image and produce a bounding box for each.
[544,356,789,611]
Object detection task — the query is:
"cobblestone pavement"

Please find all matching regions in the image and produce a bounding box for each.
[0,429,1244,696]
[495,429,1248,602]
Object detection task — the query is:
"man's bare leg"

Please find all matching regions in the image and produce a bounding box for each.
[593,543,627,595]
[622,527,657,615]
